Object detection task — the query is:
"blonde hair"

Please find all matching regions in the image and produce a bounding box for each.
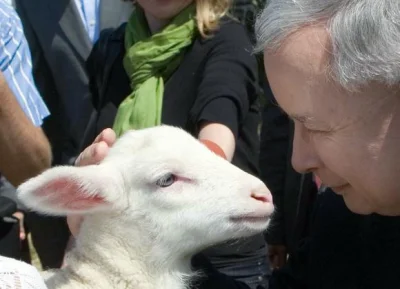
[196,0,232,37]
[128,0,232,37]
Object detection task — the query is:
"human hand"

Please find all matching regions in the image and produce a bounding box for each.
[268,244,287,270]
[67,128,117,237]
[12,211,26,241]
[74,128,117,167]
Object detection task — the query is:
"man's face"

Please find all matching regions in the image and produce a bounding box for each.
[264,26,400,216]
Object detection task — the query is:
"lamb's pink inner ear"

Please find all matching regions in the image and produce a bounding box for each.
[34,177,106,210]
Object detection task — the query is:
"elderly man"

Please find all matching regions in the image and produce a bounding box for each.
[255,0,400,288]
[256,0,400,218]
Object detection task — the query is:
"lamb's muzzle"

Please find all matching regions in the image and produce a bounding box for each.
[17,125,274,289]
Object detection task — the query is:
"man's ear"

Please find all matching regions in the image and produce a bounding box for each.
[17,165,120,216]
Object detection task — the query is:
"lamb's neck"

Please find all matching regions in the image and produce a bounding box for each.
[63,218,195,289]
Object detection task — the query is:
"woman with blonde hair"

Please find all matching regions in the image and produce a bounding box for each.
[77,0,270,287]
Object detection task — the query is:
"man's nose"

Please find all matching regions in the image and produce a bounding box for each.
[291,123,321,173]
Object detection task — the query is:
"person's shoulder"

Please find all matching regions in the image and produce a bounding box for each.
[0,1,25,69]
[204,16,253,48]
[0,1,19,23]
[0,1,20,39]
[91,23,126,66]
[97,23,127,45]
[218,16,251,36]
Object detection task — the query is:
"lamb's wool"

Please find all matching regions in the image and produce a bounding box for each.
[17,126,274,289]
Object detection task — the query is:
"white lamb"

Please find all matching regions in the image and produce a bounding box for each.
[17,125,274,289]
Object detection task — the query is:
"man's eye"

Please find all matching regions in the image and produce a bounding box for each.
[306,127,330,135]
[155,174,176,188]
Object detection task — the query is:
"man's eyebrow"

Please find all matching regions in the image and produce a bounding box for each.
[274,104,317,124]
[289,114,316,123]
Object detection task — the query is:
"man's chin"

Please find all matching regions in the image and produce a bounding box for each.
[330,184,350,195]
[342,195,374,215]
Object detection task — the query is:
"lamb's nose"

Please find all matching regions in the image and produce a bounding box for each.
[251,185,273,203]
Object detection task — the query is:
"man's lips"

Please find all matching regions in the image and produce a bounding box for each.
[329,183,350,193]
[315,175,349,191]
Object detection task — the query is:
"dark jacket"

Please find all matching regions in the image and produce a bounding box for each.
[231,0,265,41]
[271,188,400,289]
[0,196,19,259]
[192,254,252,289]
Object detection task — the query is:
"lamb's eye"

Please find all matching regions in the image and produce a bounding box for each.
[156,174,176,188]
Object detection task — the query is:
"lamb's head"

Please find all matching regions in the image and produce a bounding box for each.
[17,126,273,257]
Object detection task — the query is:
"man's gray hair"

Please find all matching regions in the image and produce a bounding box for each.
[255,0,400,88]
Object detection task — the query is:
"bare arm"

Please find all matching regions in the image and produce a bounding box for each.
[0,72,51,186]
[198,122,235,162]
[190,22,259,164]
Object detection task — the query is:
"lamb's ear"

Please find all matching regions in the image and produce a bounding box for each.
[17,165,118,215]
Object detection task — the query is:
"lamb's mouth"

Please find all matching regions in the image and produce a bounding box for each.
[229,215,270,223]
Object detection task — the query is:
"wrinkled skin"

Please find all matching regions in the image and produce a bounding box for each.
[264,26,400,216]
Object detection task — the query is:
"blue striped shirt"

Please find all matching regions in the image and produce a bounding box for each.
[0,0,49,127]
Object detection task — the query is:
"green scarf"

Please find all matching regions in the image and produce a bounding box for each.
[112,4,197,137]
